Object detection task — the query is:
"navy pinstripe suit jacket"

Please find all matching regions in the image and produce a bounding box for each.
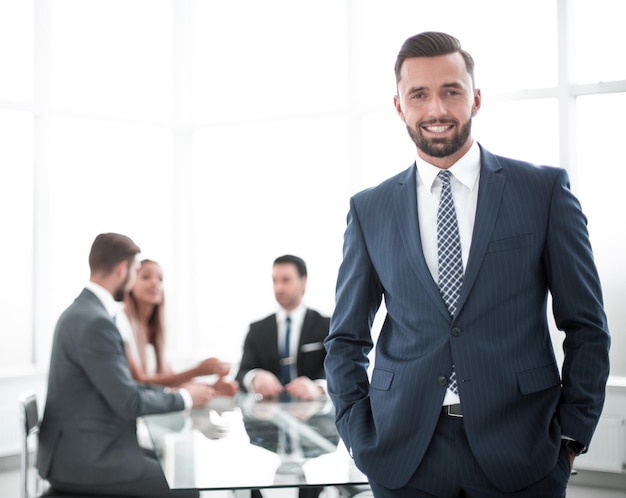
[324,145,610,492]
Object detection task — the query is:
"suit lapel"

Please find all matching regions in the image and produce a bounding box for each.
[267,315,281,365]
[295,310,312,372]
[393,165,450,318]
[299,309,312,346]
[391,148,506,320]
[455,147,505,316]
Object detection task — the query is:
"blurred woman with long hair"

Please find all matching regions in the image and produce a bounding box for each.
[120,259,237,394]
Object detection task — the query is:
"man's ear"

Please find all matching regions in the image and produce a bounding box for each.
[113,260,129,279]
[471,88,482,117]
[393,95,405,121]
[301,275,308,295]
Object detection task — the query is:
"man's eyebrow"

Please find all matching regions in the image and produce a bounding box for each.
[405,85,427,94]
[405,82,464,94]
[442,82,464,89]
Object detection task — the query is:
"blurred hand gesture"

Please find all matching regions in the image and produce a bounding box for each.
[196,357,231,377]
[285,376,324,401]
[213,377,239,397]
[183,382,215,408]
[252,370,284,398]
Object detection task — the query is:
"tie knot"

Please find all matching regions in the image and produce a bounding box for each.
[438,170,452,185]
[286,316,291,324]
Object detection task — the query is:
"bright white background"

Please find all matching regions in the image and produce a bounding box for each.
[0,0,625,383]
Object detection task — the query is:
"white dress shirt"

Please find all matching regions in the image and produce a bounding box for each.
[414,140,481,405]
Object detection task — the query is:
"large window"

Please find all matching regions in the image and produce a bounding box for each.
[1,0,624,376]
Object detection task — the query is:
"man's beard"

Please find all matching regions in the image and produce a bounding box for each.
[407,118,472,158]
[113,270,131,302]
[113,285,126,302]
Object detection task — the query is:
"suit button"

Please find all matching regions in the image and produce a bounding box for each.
[451,327,462,337]
[438,376,448,386]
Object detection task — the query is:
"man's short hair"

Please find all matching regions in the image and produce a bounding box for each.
[394,31,475,87]
[273,254,307,278]
[88,233,141,275]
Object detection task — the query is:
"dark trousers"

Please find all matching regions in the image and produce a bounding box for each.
[369,414,571,498]
[252,487,323,498]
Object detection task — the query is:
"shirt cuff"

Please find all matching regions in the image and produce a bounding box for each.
[176,388,193,410]
[314,378,327,394]
[243,368,261,392]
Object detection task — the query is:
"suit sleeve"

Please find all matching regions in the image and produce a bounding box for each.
[78,315,184,420]
[324,197,384,447]
[545,169,610,448]
[235,325,261,391]
[296,311,330,381]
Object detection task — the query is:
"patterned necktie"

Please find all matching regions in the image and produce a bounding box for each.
[280,316,292,385]
[437,170,463,395]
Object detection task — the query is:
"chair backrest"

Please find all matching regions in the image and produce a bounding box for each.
[19,391,41,498]
[18,392,132,498]
[21,392,39,436]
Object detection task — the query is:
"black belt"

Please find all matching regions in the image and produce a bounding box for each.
[441,404,463,418]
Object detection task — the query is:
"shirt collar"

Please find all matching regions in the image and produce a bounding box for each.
[277,303,307,323]
[415,140,481,192]
[85,281,122,318]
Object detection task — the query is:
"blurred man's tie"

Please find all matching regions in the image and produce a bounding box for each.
[280,316,292,385]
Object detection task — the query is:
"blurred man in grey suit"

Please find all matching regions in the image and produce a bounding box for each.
[38,233,213,498]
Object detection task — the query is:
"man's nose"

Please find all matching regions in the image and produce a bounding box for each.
[427,96,447,117]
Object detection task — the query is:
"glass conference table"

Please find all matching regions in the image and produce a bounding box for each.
[142,393,369,497]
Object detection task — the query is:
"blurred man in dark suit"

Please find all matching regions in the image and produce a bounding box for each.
[237,255,330,498]
[236,255,329,401]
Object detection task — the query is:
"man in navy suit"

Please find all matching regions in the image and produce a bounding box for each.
[324,32,610,498]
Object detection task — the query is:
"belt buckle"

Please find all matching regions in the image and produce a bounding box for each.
[446,404,463,418]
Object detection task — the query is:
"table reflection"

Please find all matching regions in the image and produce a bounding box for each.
[143,393,368,492]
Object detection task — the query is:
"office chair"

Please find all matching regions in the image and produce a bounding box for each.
[19,391,44,498]
[19,391,131,498]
